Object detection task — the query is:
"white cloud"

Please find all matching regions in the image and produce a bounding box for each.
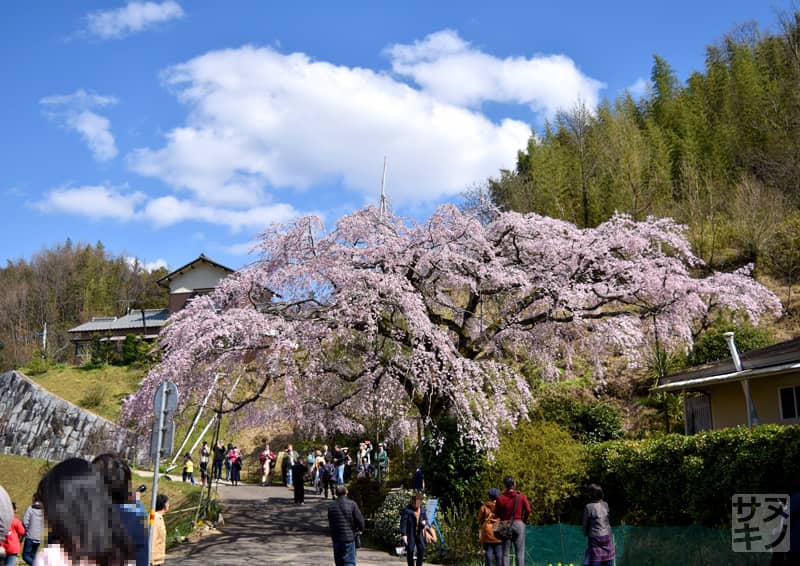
[626,77,650,98]
[86,1,184,39]
[67,111,118,161]
[41,90,118,161]
[142,196,300,232]
[226,241,259,256]
[34,183,300,232]
[124,256,168,272]
[385,30,606,115]
[129,43,533,207]
[40,90,117,109]
[35,185,146,220]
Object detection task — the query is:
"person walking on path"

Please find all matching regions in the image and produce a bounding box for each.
[292,459,309,504]
[582,484,614,566]
[229,447,243,486]
[21,494,43,566]
[224,443,233,482]
[400,493,429,566]
[495,476,530,566]
[199,442,210,487]
[478,488,503,566]
[212,441,225,481]
[259,445,276,486]
[327,485,365,566]
[151,495,169,566]
[182,454,195,485]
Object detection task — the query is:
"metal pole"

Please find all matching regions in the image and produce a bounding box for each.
[147,386,168,566]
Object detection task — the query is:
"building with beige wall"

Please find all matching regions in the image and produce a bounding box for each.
[658,337,800,434]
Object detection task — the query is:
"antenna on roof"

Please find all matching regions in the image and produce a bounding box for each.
[379,155,388,220]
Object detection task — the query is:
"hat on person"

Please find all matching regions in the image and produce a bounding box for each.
[488,488,500,501]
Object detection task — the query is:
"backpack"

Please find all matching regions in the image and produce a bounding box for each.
[321,463,334,481]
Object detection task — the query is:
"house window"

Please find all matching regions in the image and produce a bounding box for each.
[779,385,800,421]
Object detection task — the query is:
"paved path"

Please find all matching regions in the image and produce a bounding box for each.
[168,482,407,565]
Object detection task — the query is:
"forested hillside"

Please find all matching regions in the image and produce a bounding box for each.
[0,241,167,369]
[487,12,800,305]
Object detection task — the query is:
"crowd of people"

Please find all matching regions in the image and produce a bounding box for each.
[0,439,627,566]
[0,453,168,566]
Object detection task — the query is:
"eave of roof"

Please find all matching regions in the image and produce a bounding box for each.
[657,336,800,391]
[68,308,169,333]
[657,361,800,391]
[156,253,234,288]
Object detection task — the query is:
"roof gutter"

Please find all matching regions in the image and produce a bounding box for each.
[656,360,800,391]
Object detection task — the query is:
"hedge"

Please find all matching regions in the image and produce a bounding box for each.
[584,424,800,526]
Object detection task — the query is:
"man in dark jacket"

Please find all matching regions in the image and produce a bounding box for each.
[292,459,308,504]
[327,485,365,566]
[494,476,531,566]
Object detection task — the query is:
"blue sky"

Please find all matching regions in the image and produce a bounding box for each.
[0,1,785,272]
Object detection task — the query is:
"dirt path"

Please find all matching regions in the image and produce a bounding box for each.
[167,482,408,565]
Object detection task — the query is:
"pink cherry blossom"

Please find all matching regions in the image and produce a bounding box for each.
[122,206,781,450]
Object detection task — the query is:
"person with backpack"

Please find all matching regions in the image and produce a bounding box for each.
[327,485,364,566]
[478,488,503,566]
[321,457,336,499]
[494,476,531,566]
[21,493,43,566]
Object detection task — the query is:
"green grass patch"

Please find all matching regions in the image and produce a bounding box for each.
[21,364,144,421]
[0,454,51,511]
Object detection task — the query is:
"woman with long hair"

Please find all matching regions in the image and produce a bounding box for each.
[34,458,134,566]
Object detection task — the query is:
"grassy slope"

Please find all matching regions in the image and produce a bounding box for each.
[20,364,144,421]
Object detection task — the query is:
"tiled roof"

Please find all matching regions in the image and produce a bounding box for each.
[68,308,169,333]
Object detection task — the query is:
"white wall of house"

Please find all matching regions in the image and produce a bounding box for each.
[169,264,229,294]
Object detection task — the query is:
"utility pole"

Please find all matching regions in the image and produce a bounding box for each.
[379,156,388,220]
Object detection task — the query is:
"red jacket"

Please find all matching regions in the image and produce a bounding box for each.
[2,517,25,555]
[495,489,531,522]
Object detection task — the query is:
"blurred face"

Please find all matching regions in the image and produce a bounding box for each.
[411,496,421,510]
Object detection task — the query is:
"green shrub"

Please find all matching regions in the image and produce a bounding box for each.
[372,488,417,549]
[492,421,588,524]
[422,417,488,509]
[25,352,49,375]
[585,424,800,526]
[534,388,624,443]
[347,477,388,520]
[687,320,773,366]
[80,383,108,409]
[436,501,482,564]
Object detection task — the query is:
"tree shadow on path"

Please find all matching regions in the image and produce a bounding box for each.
[168,483,406,565]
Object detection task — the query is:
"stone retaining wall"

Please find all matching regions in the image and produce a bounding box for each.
[0,370,139,463]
